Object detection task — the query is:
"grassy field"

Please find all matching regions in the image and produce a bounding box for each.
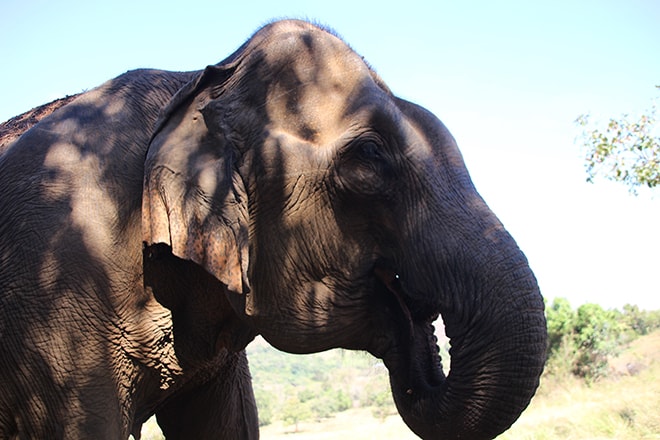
[259,408,417,440]
[499,330,660,440]
[140,330,660,439]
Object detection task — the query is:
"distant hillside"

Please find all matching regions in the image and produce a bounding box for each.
[245,322,450,430]
[246,337,398,429]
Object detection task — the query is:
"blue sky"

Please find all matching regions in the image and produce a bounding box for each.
[2,0,659,309]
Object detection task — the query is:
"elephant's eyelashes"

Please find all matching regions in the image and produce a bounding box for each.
[334,139,395,196]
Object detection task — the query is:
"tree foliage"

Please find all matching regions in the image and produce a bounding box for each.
[546,297,576,357]
[248,341,397,428]
[621,303,660,336]
[572,303,624,379]
[281,393,314,432]
[576,87,659,192]
[545,298,660,381]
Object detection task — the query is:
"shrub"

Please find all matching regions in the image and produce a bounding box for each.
[546,298,625,381]
[572,303,623,380]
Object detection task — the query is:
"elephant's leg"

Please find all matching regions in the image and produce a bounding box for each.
[156,350,258,439]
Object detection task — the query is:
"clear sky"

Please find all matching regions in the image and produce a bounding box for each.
[2,0,659,309]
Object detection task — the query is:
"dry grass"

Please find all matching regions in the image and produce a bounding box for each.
[500,330,660,440]
[259,408,417,440]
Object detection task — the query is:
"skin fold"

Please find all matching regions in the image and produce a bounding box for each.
[0,20,546,439]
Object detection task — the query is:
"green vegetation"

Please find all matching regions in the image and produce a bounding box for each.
[246,341,399,429]
[576,86,660,192]
[545,298,660,381]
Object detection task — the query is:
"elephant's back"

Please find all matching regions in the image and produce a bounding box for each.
[0,68,197,165]
[0,69,197,283]
[0,94,80,155]
[0,68,197,203]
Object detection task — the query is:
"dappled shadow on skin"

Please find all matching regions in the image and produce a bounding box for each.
[0,94,79,154]
[0,23,347,437]
[224,27,395,355]
[1,19,546,439]
[0,130,126,435]
[0,20,392,438]
[0,70,196,437]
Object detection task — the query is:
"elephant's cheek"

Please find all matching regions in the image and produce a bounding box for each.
[255,281,351,353]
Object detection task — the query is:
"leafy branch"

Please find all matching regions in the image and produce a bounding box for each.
[576,86,659,193]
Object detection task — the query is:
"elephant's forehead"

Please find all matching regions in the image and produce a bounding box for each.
[264,79,368,145]
[258,28,378,144]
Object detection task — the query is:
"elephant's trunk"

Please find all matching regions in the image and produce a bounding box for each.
[381,226,547,439]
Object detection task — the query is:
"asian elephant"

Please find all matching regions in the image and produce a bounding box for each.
[0,19,546,439]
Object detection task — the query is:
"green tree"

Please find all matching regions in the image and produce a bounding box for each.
[622,304,660,336]
[576,87,659,192]
[309,388,352,419]
[545,298,627,381]
[370,389,395,421]
[546,297,577,357]
[253,386,276,427]
[545,298,579,376]
[572,303,623,380]
[281,394,314,433]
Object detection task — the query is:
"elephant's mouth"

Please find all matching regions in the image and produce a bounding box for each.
[373,265,446,392]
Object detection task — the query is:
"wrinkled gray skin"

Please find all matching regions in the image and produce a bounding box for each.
[0,20,546,439]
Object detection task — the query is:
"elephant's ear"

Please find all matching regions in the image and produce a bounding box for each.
[142,65,250,297]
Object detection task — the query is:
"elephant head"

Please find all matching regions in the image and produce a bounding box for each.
[142,20,546,439]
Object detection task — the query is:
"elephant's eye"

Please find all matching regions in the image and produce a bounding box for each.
[334,138,394,196]
[355,141,382,161]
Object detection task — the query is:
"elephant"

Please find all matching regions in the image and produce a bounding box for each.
[0,19,546,439]
[0,94,79,154]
